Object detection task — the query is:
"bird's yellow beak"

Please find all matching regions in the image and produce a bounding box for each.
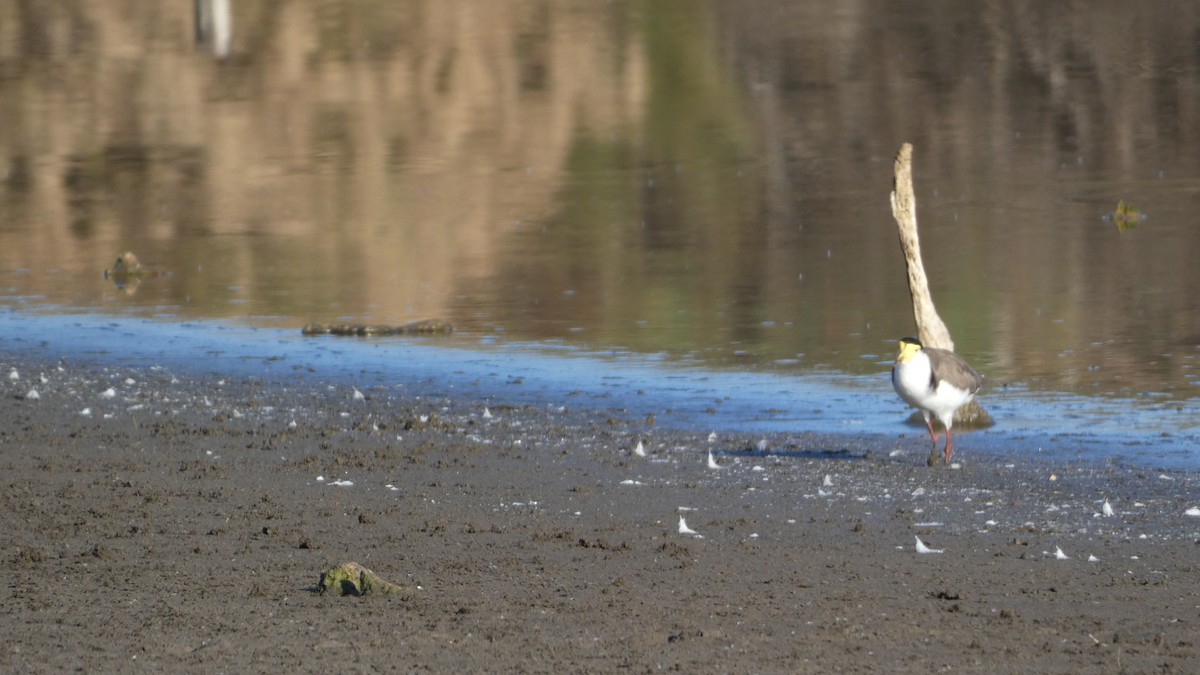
[895,339,922,363]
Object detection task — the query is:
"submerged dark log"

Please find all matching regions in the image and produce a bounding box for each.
[301,319,454,336]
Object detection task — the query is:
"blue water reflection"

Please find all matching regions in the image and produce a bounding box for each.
[3,312,1195,469]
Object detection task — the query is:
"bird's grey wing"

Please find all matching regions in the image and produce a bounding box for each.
[924,348,983,393]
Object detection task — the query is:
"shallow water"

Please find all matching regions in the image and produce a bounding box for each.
[2,2,1200,466]
[2,312,1196,470]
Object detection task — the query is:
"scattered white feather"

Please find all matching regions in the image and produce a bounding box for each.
[100,387,116,399]
[316,475,325,482]
[751,465,765,472]
[7,369,18,381]
[482,407,493,419]
[352,387,365,401]
[1088,554,1100,563]
[633,440,647,457]
[1184,506,1200,517]
[707,431,717,443]
[619,479,643,486]
[80,408,91,416]
[24,389,39,400]
[678,516,701,536]
[707,451,720,469]
[1102,499,1115,517]
[1054,545,1070,560]
[39,373,48,384]
[911,487,926,497]
[822,474,834,487]
[124,378,136,386]
[287,420,297,429]
[756,438,768,452]
[330,479,354,487]
[914,536,943,554]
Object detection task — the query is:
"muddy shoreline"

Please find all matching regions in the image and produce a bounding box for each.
[3,352,1198,672]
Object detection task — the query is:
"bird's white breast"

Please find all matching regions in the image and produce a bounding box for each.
[893,350,976,425]
[892,351,934,408]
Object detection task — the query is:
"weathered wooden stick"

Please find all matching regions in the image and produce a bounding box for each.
[890,143,992,432]
[890,143,954,351]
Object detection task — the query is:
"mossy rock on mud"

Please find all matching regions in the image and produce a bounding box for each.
[317,562,414,598]
[904,399,994,431]
[302,320,453,337]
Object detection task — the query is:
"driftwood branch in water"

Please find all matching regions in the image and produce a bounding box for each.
[890,143,992,431]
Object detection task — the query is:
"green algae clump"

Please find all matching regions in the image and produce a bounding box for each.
[318,562,414,598]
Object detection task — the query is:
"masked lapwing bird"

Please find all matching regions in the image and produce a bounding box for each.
[892,337,983,465]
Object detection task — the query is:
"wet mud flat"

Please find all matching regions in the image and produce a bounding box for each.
[2,354,1198,673]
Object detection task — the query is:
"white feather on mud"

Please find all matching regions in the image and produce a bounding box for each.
[678,516,702,537]
[914,536,943,554]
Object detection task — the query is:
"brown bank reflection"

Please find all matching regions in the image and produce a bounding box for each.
[2,1,1200,403]
[0,1,651,325]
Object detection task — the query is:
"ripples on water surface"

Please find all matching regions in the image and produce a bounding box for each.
[2,2,1200,465]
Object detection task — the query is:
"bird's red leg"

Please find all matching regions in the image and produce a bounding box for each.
[923,419,943,466]
[943,429,954,464]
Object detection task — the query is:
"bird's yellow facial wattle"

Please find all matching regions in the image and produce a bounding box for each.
[895,339,923,364]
